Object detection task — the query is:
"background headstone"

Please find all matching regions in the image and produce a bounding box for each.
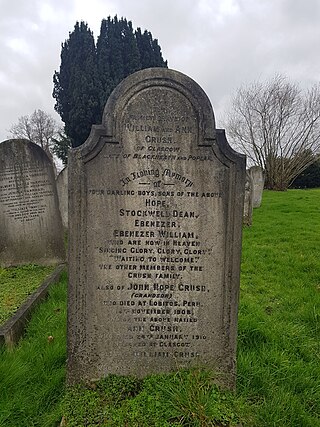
[249,166,264,208]
[243,170,253,226]
[0,139,65,267]
[56,167,68,229]
[68,68,246,388]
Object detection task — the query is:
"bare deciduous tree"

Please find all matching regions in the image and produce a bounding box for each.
[9,109,60,162]
[225,75,320,190]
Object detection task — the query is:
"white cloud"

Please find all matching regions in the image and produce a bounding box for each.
[1,0,320,139]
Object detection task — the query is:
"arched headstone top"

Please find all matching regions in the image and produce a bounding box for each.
[103,68,216,142]
[1,138,52,162]
[73,68,243,166]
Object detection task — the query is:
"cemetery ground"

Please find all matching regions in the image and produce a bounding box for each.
[0,189,319,426]
[0,264,55,325]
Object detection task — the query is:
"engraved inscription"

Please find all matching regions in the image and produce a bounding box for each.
[0,163,54,222]
[85,87,226,363]
[88,158,224,360]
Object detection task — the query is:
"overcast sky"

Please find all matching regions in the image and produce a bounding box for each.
[1,0,320,142]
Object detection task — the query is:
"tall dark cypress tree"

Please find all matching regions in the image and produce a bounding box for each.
[135,28,167,68]
[135,28,153,69]
[96,16,141,109]
[53,22,101,147]
[151,38,168,67]
[96,17,114,111]
[108,16,125,85]
[120,18,141,77]
[53,17,167,148]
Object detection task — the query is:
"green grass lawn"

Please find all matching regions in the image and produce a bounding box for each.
[238,189,320,426]
[0,264,55,325]
[0,189,319,426]
[0,271,67,427]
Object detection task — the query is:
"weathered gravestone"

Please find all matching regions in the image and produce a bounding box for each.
[248,166,264,208]
[0,139,65,267]
[68,68,246,388]
[56,167,68,229]
[243,170,253,226]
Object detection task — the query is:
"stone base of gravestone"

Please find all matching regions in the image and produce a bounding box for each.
[67,68,245,389]
[0,139,65,267]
